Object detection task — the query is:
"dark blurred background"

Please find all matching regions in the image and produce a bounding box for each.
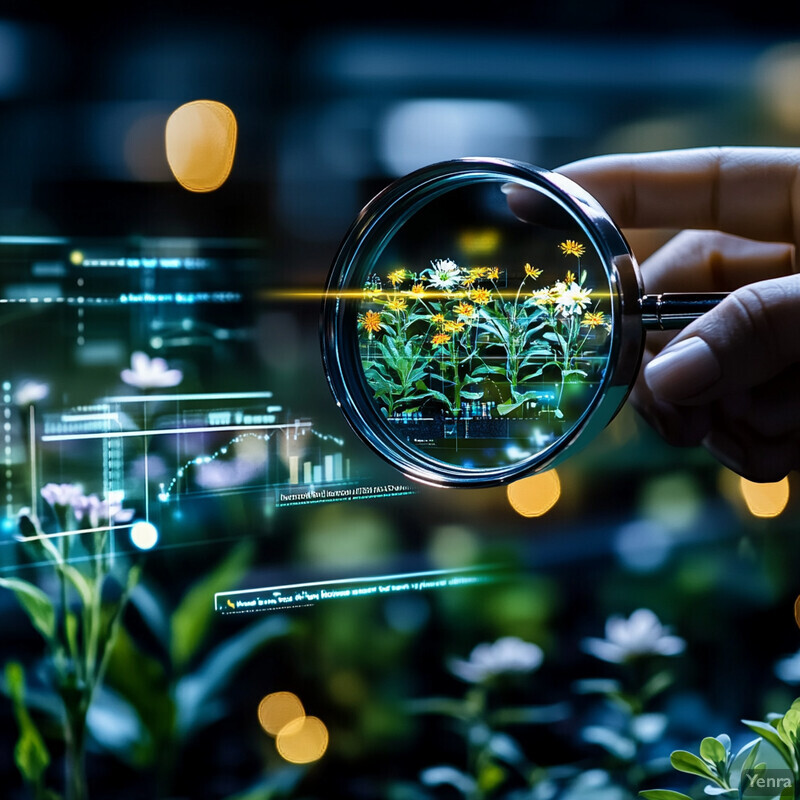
[1,4,800,800]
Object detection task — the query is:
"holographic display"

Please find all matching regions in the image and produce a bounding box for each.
[0,235,413,574]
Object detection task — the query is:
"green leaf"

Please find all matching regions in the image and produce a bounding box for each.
[715,734,731,752]
[742,720,796,770]
[65,611,79,661]
[20,516,64,567]
[640,670,675,701]
[5,661,25,707]
[0,577,55,641]
[478,760,507,793]
[175,614,288,738]
[670,749,717,781]
[103,626,174,764]
[170,540,254,671]
[778,709,800,747]
[739,738,761,776]
[60,564,93,608]
[5,662,51,786]
[700,736,727,767]
[639,790,694,800]
[497,400,525,416]
[473,364,508,376]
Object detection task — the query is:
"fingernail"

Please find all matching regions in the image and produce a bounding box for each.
[644,336,721,402]
[500,182,520,195]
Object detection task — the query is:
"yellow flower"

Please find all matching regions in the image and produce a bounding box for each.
[524,263,542,279]
[430,313,446,327]
[565,270,576,285]
[443,320,465,333]
[467,267,488,282]
[362,286,382,299]
[530,288,555,306]
[410,283,426,296]
[454,302,475,317]
[387,268,408,286]
[486,267,500,281]
[386,297,407,312]
[583,311,605,328]
[559,240,586,258]
[470,287,492,305]
[358,310,382,334]
[431,333,451,347]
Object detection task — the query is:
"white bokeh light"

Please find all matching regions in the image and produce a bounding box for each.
[130,520,159,550]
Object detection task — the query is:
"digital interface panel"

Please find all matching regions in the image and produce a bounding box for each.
[0,235,418,576]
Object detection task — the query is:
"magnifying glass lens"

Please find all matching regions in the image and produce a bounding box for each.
[327,164,618,485]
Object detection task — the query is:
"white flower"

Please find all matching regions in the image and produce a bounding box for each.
[448,636,543,684]
[554,281,592,316]
[121,352,182,390]
[582,608,685,664]
[424,258,462,291]
[775,650,800,685]
[14,380,49,406]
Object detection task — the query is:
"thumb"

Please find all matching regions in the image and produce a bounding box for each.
[642,273,800,405]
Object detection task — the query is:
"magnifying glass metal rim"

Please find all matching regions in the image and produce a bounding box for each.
[321,157,647,488]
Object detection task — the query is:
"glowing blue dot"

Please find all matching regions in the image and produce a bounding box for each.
[130,521,159,550]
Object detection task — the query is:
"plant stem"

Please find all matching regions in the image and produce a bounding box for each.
[65,704,88,800]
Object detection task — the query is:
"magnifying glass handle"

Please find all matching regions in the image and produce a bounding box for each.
[640,292,728,331]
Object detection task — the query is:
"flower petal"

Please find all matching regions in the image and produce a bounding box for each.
[581,637,627,664]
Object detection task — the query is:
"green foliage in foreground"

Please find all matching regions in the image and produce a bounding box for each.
[641,698,800,800]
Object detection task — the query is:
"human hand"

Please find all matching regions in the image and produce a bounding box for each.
[506,147,800,481]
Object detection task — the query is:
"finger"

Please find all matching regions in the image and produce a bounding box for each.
[731,366,800,438]
[642,273,800,405]
[558,147,800,244]
[505,147,800,244]
[702,426,800,483]
[629,383,712,447]
[640,231,794,358]
[639,229,795,294]
[629,351,712,446]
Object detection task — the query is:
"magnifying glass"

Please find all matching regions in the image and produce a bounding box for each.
[321,157,726,488]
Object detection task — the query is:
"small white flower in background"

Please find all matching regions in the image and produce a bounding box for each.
[41,482,84,508]
[775,650,800,685]
[14,380,49,406]
[121,351,182,390]
[582,608,685,664]
[448,635,543,684]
